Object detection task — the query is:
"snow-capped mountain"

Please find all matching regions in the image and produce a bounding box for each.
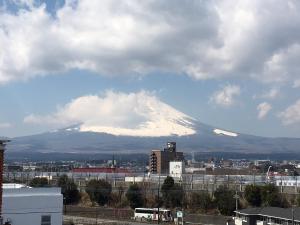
[6,119,300,156]
[24,91,197,137]
[6,91,300,156]
[213,129,238,137]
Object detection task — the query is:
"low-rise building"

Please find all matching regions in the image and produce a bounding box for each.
[235,207,300,225]
[2,184,63,225]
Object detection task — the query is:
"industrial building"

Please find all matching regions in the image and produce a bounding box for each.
[235,207,300,225]
[2,185,63,225]
[150,142,184,174]
[0,140,63,225]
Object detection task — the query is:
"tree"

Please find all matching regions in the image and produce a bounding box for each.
[161,176,184,208]
[214,185,236,216]
[189,191,212,213]
[244,184,262,207]
[296,193,300,207]
[86,179,112,206]
[29,177,49,187]
[57,175,80,204]
[261,184,281,207]
[126,183,144,209]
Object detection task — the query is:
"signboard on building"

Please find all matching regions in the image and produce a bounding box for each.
[169,161,185,178]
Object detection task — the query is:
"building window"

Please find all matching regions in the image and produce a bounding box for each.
[41,215,51,225]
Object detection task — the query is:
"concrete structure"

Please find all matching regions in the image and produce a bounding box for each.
[2,185,63,225]
[72,167,130,174]
[276,177,300,187]
[254,160,271,167]
[235,207,300,225]
[170,161,185,178]
[150,142,184,174]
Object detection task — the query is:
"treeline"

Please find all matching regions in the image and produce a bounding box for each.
[29,176,300,216]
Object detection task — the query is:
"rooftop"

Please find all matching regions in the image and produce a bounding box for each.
[3,187,61,197]
[236,207,300,222]
[3,183,29,189]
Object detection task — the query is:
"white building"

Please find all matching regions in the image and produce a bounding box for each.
[2,184,63,225]
[169,161,185,178]
[275,177,300,187]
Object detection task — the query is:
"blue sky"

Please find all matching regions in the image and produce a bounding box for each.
[0,0,300,138]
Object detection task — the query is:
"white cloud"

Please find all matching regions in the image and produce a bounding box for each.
[261,44,300,84]
[261,87,280,99]
[210,85,240,107]
[24,90,196,137]
[279,99,300,125]
[0,0,300,84]
[0,122,12,128]
[257,102,272,119]
[293,79,300,88]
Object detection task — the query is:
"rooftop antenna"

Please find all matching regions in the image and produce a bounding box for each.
[112,154,115,168]
[192,151,195,163]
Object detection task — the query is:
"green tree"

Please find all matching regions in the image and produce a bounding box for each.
[29,177,49,187]
[126,183,144,209]
[86,179,112,206]
[244,184,262,207]
[57,175,80,204]
[214,185,236,216]
[261,184,281,207]
[125,184,144,209]
[161,176,184,208]
[189,191,212,213]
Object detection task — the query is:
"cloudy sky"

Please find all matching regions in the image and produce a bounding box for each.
[0,0,300,138]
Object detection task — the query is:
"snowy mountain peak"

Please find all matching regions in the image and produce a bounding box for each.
[213,129,238,137]
[27,91,243,138]
[39,91,197,137]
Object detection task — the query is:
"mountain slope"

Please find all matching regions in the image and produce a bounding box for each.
[6,121,300,154]
[7,92,300,155]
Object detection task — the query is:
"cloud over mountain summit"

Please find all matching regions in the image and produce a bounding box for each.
[24,91,196,137]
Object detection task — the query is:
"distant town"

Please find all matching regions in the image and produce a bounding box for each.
[2,141,300,225]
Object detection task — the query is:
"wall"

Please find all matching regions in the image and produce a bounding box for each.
[170,161,185,178]
[2,187,63,225]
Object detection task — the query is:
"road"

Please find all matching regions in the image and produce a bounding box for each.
[64,215,160,225]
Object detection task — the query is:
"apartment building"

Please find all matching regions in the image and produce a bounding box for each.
[150,142,184,174]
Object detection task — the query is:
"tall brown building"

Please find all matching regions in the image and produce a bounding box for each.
[150,142,184,174]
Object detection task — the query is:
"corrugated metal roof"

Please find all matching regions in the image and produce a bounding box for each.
[236,207,300,221]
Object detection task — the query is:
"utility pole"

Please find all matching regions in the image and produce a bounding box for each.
[234,187,239,225]
[157,173,161,224]
[234,182,239,215]
[96,207,98,225]
[292,206,295,225]
[235,189,238,211]
[266,166,272,183]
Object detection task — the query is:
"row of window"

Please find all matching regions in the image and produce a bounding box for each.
[257,216,300,225]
